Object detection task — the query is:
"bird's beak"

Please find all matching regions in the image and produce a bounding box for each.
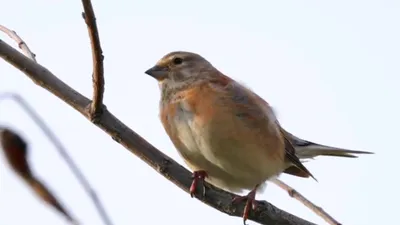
[144,65,169,80]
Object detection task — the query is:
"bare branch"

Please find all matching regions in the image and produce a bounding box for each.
[271,178,342,225]
[0,25,37,62]
[0,93,114,225]
[0,128,78,224]
[80,0,105,120]
[0,39,317,225]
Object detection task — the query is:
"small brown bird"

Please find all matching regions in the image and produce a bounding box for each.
[145,51,372,223]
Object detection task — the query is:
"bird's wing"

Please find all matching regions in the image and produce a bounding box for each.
[210,76,316,179]
[281,134,317,181]
[244,90,317,180]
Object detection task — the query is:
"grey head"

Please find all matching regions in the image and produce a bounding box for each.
[144,51,216,85]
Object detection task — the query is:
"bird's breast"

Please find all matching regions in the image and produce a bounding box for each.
[160,82,287,191]
[173,103,199,155]
[169,100,285,191]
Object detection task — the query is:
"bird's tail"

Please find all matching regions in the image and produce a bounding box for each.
[280,127,374,160]
[295,144,373,160]
[284,144,373,179]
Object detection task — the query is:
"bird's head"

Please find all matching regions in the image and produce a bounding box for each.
[145,51,216,87]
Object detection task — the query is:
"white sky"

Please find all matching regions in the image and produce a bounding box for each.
[1,0,399,225]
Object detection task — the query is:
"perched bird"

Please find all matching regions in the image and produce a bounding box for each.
[145,51,372,223]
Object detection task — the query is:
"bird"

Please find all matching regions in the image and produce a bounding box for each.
[144,51,372,223]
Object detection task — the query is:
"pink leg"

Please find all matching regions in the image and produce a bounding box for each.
[232,184,260,225]
[189,170,208,197]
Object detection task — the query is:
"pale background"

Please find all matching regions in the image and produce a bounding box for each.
[1,1,399,225]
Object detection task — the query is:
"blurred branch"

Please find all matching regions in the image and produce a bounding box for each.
[0,128,77,224]
[0,93,114,225]
[271,178,341,225]
[0,39,317,225]
[81,0,105,120]
[0,23,113,225]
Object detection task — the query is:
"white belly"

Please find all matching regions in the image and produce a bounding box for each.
[173,109,285,192]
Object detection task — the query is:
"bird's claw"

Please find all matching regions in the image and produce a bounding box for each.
[189,170,208,198]
[232,188,258,225]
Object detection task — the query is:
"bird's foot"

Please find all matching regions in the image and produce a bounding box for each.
[190,170,208,198]
[232,185,259,225]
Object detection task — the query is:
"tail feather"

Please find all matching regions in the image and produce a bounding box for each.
[295,144,373,159]
[281,127,373,160]
[283,142,373,179]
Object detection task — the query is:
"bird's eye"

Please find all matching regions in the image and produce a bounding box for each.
[173,57,183,65]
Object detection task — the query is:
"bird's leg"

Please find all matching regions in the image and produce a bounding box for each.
[232,184,260,225]
[190,170,208,197]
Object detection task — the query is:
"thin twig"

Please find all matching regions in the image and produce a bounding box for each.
[0,25,37,62]
[270,148,372,224]
[0,39,316,225]
[81,0,105,119]
[0,23,113,225]
[0,93,114,225]
[271,178,342,225]
[0,128,78,224]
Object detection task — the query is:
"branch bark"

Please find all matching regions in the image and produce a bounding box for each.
[0,39,317,225]
[80,0,105,119]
